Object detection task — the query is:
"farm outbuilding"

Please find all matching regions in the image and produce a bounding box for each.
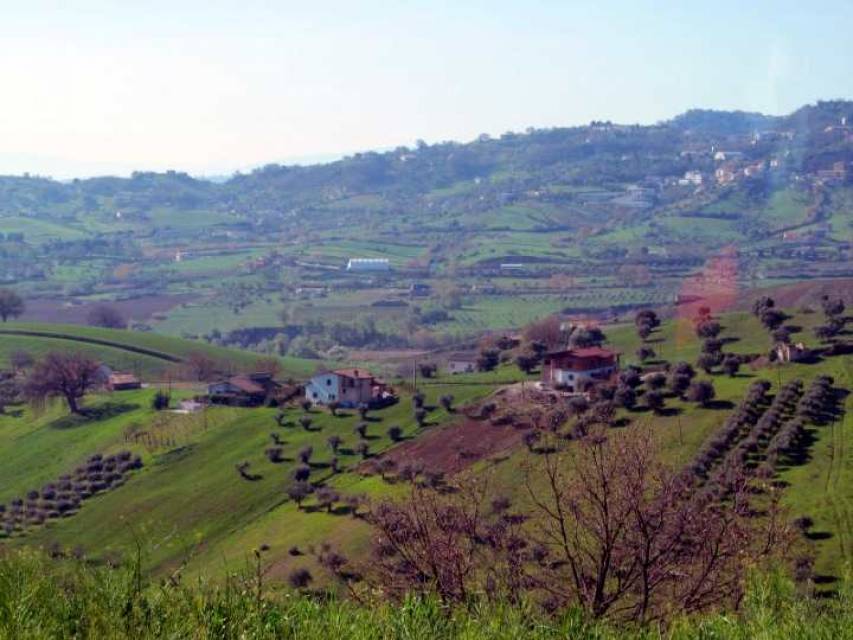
[208,372,280,406]
[107,373,142,391]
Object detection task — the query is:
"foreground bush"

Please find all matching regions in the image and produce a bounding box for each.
[0,550,851,639]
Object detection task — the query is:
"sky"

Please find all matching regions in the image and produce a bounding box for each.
[1,0,851,178]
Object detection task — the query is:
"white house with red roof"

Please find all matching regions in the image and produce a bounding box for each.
[305,368,393,407]
[541,347,620,392]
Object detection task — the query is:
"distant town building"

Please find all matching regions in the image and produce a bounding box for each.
[346,258,390,272]
[713,150,745,162]
[743,161,766,177]
[678,170,703,186]
[715,165,737,185]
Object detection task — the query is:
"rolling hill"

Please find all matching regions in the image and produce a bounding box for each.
[1,306,849,588]
[0,322,317,379]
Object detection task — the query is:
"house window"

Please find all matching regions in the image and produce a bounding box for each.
[312,392,317,399]
[326,378,332,386]
[568,374,574,380]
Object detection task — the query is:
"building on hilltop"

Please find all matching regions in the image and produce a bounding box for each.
[305,368,396,408]
[713,150,745,162]
[541,347,620,393]
[715,165,738,185]
[678,170,703,186]
[346,258,390,272]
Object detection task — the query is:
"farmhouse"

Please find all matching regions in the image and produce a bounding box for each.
[346,258,390,272]
[305,368,395,408]
[541,347,620,392]
[107,373,141,391]
[208,372,280,406]
[446,352,478,375]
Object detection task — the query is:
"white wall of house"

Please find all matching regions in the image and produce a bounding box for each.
[306,374,342,404]
[551,365,615,390]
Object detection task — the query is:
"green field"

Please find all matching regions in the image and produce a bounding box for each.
[0,322,317,379]
[0,308,849,586]
[0,382,495,578]
[0,216,87,243]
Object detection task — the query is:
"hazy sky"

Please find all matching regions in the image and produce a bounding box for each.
[1,0,851,178]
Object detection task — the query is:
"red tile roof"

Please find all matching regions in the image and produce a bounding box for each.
[569,347,619,359]
[228,376,265,394]
[333,368,375,380]
[546,347,619,359]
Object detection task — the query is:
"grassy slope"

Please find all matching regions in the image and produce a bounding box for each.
[1,308,849,581]
[480,308,852,577]
[1,383,496,577]
[0,322,317,378]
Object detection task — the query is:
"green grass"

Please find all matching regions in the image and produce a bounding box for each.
[0,383,495,577]
[0,216,87,243]
[0,322,317,379]
[295,238,428,266]
[0,335,171,379]
[2,549,852,639]
[0,308,849,588]
[444,307,851,576]
[0,391,160,501]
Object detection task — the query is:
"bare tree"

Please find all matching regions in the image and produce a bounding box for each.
[525,426,790,622]
[364,479,529,604]
[185,352,220,381]
[24,352,101,414]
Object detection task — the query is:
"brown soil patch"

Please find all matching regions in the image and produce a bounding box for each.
[675,277,853,318]
[382,416,525,475]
